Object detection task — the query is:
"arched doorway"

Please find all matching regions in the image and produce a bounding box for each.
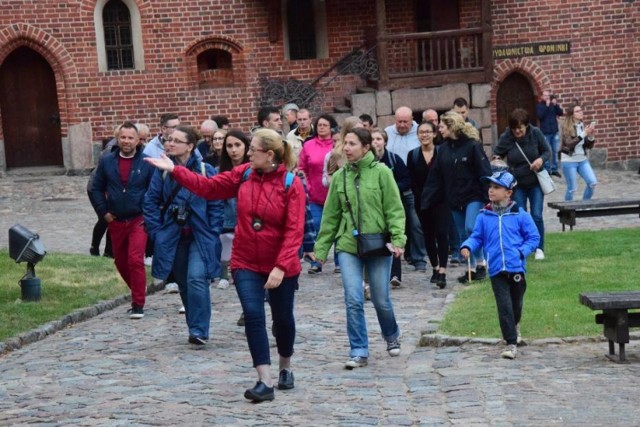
[496,72,536,136]
[0,47,63,168]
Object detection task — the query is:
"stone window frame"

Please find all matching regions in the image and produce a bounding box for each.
[281,0,328,61]
[94,0,145,72]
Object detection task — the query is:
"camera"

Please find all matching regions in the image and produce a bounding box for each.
[171,205,191,226]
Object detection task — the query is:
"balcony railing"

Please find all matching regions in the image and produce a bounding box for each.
[375,27,492,89]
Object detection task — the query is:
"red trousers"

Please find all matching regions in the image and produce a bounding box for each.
[108,215,148,307]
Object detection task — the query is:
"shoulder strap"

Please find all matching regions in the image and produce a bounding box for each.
[514,142,533,166]
[242,167,294,191]
[242,167,252,182]
[412,148,420,166]
[284,171,294,190]
[343,170,358,235]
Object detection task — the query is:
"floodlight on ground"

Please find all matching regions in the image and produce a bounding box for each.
[8,224,47,301]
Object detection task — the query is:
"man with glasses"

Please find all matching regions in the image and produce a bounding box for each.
[143,113,180,158]
[196,119,219,163]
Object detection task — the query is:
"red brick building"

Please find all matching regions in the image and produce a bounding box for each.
[0,0,637,172]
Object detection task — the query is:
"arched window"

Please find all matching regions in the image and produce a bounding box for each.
[103,0,134,70]
[94,0,145,72]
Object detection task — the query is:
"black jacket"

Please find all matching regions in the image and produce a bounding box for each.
[494,125,550,188]
[421,135,491,211]
[379,150,412,194]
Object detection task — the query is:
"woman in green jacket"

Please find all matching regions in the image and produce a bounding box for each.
[315,128,406,370]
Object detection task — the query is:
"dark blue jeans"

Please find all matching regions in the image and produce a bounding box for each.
[513,185,545,251]
[490,273,526,345]
[173,235,211,340]
[233,269,298,367]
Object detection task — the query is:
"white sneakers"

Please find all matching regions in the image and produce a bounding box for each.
[535,249,545,260]
[501,344,517,359]
[165,282,179,294]
[516,323,523,345]
[144,256,153,266]
[216,278,230,289]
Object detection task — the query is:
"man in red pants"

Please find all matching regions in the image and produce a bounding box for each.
[90,121,154,318]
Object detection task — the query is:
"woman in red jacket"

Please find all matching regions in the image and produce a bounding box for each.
[146,128,306,402]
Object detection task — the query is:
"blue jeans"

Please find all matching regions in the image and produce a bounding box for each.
[402,192,426,267]
[491,273,526,345]
[233,269,297,367]
[337,252,400,358]
[451,201,485,267]
[173,235,211,340]
[309,203,331,268]
[543,133,560,173]
[513,186,545,250]
[562,160,597,201]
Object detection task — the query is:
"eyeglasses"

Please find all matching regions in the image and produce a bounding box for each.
[418,130,434,135]
[248,146,267,154]
[163,124,178,130]
[166,136,188,144]
[212,137,225,141]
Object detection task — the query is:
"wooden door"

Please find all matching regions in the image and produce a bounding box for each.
[496,72,536,136]
[0,47,62,168]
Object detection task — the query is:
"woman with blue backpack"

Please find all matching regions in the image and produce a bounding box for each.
[145,128,306,403]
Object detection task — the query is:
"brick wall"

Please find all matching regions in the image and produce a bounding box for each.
[0,0,638,165]
[491,0,640,163]
[0,0,375,142]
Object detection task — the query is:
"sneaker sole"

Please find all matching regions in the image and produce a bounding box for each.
[129,314,144,319]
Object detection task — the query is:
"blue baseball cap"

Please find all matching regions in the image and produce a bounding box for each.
[481,170,517,190]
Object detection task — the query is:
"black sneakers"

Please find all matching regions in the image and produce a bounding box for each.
[435,273,447,289]
[244,381,275,402]
[457,265,487,283]
[277,369,295,390]
[127,305,144,319]
[188,335,207,346]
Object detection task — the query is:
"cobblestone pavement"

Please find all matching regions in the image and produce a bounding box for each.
[1,169,640,426]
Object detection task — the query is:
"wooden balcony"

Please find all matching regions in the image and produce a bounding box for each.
[372,0,492,90]
[373,28,492,90]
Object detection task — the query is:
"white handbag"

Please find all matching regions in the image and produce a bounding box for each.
[515,142,556,195]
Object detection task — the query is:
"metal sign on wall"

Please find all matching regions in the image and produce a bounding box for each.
[492,41,571,59]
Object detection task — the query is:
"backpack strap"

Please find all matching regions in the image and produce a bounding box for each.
[284,171,294,191]
[242,167,294,191]
[412,147,420,166]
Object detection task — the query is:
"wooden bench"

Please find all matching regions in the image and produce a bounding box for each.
[547,198,640,231]
[579,292,640,362]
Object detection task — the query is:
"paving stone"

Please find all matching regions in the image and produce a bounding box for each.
[1,170,640,425]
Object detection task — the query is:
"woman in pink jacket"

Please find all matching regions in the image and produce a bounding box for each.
[298,114,337,274]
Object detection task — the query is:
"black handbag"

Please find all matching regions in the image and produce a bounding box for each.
[342,170,391,257]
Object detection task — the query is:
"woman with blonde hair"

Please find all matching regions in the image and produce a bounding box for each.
[421,111,492,283]
[145,128,306,402]
[560,103,597,201]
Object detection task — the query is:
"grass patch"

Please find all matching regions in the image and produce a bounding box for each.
[439,228,640,339]
[0,250,129,341]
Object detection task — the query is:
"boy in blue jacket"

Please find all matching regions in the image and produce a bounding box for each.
[460,171,540,359]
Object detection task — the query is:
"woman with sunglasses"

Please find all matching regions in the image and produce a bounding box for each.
[145,128,305,403]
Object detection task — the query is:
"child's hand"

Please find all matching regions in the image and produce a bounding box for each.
[460,248,470,259]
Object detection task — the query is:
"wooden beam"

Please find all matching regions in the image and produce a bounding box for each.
[375,0,389,87]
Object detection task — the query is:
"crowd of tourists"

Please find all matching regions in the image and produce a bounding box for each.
[88,94,597,401]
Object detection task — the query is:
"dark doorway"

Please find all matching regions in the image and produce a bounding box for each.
[496,72,536,136]
[416,0,459,32]
[0,47,63,168]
